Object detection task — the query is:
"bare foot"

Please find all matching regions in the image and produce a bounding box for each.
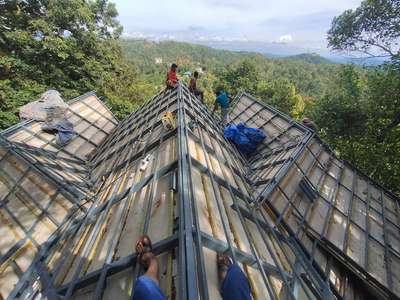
[217,253,233,285]
[135,235,153,269]
[135,235,160,285]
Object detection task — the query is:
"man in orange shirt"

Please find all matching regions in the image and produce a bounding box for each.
[166,63,179,89]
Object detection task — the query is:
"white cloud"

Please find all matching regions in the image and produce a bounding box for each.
[195,35,249,42]
[114,0,362,48]
[279,34,293,43]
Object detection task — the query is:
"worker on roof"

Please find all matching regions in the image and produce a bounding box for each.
[165,63,179,89]
[132,236,251,300]
[132,235,165,300]
[302,117,317,131]
[212,89,233,126]
[189,71,204,102]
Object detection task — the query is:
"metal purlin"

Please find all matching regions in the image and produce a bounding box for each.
[91,87,176,299]
[234,94,396,299]
[62,173,130,298]
[182,85,324,300]
[0,136,84,201]
[183,88,276,287]
[91,90,164,160]
[280,140,396,299]
[0,88,172,298]
[230,99,335,297]
[91,148,137,299]
[5,202,86,300]
[21,88,178,293]
[225,91,337,298]
[180,107,211,299]
[49,161,177,296]
[95,110,178,182]
[183,90,239,264]
[183,88,281,299]
[129,88,176,299]
[60,92,169,298]
[176,83,199,299]
[92,90,170,193]
[268,141,394,300]
[6,85,400,300]
[92,89,175,166]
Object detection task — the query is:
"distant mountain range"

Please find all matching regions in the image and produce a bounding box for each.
[121,38,386,67]
[193,40,386,66]
[280,53,333,64]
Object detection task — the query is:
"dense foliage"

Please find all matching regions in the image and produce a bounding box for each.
[121,40,342,115]
[324,0,400,196]
[0,0,399,196]
[328,0,400,65]
[123,38,400,196]
[0,0,154,126]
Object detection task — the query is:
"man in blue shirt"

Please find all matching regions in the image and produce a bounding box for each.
[212,90,233,125]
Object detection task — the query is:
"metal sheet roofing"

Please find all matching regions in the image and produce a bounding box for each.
[0,84,399,300]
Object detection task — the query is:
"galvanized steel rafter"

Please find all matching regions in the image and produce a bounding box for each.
[7,83,335,300]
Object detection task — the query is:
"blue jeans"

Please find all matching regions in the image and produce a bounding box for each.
[132,264,251,300]
[132,276,166,300]
[221,264,252,300]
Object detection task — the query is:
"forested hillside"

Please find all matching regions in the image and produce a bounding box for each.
[120,37,400,196]
[0,0,399,196]
[120,39,344,113]
[284,53,333,64]
[0,0,155,124]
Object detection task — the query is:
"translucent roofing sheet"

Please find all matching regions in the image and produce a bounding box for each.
[10,86,330,300]
[2,85,400,300]
[0,145,86,299]
[1,93,118,196]
[261,136,400,299]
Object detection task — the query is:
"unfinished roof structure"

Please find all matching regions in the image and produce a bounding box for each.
[0,83,399,300]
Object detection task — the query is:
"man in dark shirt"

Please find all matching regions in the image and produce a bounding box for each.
[189,71,204,102]
[166,63,178,89]
[212,89,232,125]
[302,117,317,131]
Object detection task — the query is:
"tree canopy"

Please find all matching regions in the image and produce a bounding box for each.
[324,0,400,196]
[328,0,400,65]
[0,0,152,127]
[0,1,399,196]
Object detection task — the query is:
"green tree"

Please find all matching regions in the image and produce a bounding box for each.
[311,65,366,143]
[217,59,260,95]
[0,0,142,128]
[328,0,400,65]
[257,78,303,117]
[310,64,400,195]
[325,0,400,195]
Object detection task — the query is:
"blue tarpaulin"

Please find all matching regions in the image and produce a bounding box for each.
[224,123,266,155]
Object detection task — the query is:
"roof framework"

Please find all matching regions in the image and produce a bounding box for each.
[0,83,399,300]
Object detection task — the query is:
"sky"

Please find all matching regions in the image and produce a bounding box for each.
[113,0,362,50]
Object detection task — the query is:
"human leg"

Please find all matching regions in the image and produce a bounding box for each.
[221,108,229,125]
[194,90,204,102]
[132,236,166,300]
[217,254,252,300]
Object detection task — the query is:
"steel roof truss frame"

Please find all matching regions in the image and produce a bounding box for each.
[184,90,281,299]
[176,83,199,299]
[183,86,328,300]
[130,89,176,299]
